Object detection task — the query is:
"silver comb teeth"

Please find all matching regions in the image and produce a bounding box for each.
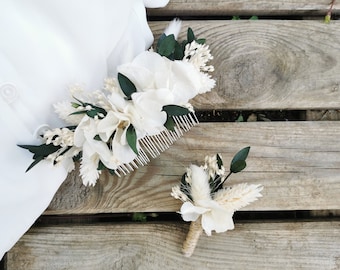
[114,112,199,177]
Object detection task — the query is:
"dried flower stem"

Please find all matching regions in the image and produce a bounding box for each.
[182,217,203,257]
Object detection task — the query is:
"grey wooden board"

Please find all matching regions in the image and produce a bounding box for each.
[47,121,340,214]
[147,0,339,16]
[6,221,340,270]
[150,20,340,110]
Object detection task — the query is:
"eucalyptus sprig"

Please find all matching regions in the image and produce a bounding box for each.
[156,27,205,60]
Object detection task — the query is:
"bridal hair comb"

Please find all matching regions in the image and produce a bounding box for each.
[18,20,216,186]
[171,148,263,257]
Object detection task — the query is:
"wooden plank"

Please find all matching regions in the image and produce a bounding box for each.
[47,121,340,214]
[6,221,340,270]
[150,20,340,110]
[147,0,339,16]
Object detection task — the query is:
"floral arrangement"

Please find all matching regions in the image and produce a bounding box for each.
[19,20,215,186]
[171,147,263,257]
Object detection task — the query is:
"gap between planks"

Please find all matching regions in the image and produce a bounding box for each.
[147,0,339,17]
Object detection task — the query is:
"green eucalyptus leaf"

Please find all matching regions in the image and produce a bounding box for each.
[157,34,176,57]
[93,135,102,141]
[196,38,206,45]
[230,146,250,173]
[230,160,247,173]
[69,110,87,116]
[86,104,107,117]
[86,109,98,118]
[187,28,196,43]
[163,105,189,116]
[118,73,137,99]
[164,116,175,131]
[25,156,44,172]
[126,124,138,155]
[156,33,167,51]
[71,102,81,108]
[97,160,106,171]
[18,144,61,157]
[173,41,185,60]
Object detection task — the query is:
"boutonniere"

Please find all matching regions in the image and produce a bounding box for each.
[171,147,263,257]
[18,20,216,186]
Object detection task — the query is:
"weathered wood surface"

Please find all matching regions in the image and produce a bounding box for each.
[6,221,340,270]
[147,0,339,16]
[150,20,340,110]
[47,121,340,214]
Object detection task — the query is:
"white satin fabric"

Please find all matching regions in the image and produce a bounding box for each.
[0,0,169,259]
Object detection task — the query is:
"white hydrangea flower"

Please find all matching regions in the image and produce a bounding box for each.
[117,51,215,105]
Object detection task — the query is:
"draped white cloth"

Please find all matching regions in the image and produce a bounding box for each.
[0,0,169,259]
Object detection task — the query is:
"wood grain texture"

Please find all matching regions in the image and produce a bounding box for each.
[47,121,340,214]
[6,221,340,270]
[148,0,339,16]
[150,20,340,110]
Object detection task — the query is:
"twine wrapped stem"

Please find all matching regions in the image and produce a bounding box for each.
[182,217,203,257]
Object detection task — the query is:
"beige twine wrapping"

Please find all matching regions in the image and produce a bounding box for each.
[182,217,203,257]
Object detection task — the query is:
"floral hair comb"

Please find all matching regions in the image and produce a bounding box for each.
[171,147,263,257]
[18,20,215,186]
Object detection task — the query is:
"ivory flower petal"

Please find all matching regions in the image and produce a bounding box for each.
[180,201,209,222]
[198,199,234,236]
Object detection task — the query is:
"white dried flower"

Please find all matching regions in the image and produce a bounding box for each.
[54,101,84,125]
[204,154,225,178]
[171,185,189,202]
[104,77,118,92]
[214,183,263,211]
[43,128,74,148]
[164,18,182,39]
[184,41,214,72]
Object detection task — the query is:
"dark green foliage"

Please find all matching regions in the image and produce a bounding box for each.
[118,72,137,100]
